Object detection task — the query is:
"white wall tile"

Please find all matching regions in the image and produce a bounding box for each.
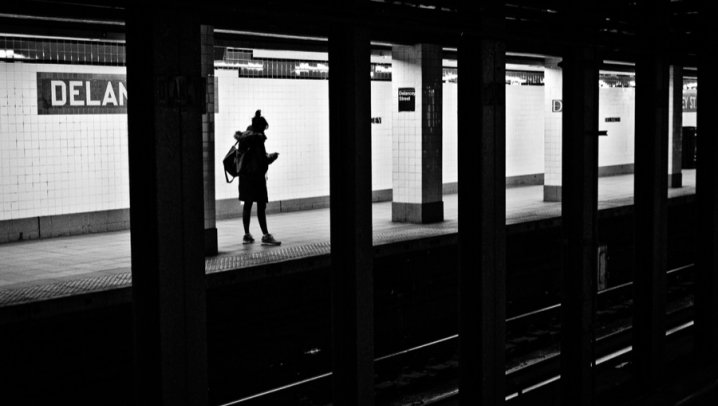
[598,87,635,167]
[507,85,544,177]
[0,62,128,221]
[2,60,662,222]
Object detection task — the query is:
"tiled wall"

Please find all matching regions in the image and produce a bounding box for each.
[391,45,424,204]
[5,54,686,226]
[371,82,393,190]
[507,85,544,177]
[598,88,635,167]
[442,83,458,184]
[0,36,125,66]
[0,62,128,221]
[543,60,562,186]
[202,26,217,231]
[213,72,330,202]
[420,45,444,203]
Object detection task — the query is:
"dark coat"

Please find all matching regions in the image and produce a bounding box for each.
[235,130,270,202]
[238,132,269,177]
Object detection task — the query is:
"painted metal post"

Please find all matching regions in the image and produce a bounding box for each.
[695,1,718,364]
[633,0,669,389]
[457,9,507,404]
[560,44,599,406]
[127,6,208,406]
[328,20,374,406]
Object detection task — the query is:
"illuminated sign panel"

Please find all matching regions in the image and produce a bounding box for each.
[37,73,127,114]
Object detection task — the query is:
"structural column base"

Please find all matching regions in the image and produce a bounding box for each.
[669,172,683,188]
[543,185,562,202]
[392,201,444,223]
[204,227,218,256]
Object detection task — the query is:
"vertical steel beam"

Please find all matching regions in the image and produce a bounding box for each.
[669,65,684,189]
[126,6,207,406]
[560,44,599,406]
[633,0,669,389]
[457,10,506,405]
[695,2,718,363]
[328,21,374,406]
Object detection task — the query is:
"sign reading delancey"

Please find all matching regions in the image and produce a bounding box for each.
[398,87,415,112]
[37,73,127,115]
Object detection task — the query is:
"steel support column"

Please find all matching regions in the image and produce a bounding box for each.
[669,65,684,189]
[633,0,669,388]
[127,6,207,406]
[328,22,374,406]
[695,3,718,363]
[560,45,599,406]
[457,24,506,406]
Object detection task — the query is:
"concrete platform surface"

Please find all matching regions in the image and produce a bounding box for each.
[0,170,696,307]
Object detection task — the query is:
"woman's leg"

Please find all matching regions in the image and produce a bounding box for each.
[243,201,254,234]
[257,202,269,235]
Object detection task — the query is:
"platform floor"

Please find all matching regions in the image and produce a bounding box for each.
[0,170,696,307]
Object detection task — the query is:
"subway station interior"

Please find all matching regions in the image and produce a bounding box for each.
[0,1,717,405]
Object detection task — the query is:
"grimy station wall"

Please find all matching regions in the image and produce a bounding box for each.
[0,54,697,242]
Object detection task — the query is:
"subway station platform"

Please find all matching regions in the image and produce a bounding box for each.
[0,170,696,309]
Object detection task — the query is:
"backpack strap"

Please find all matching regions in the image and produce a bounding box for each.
[224,140,240,183]
[224,169,234,183]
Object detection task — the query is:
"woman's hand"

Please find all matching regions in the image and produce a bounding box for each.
[267,152,279,164]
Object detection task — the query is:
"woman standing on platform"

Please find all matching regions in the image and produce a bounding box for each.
[236,110,280,246]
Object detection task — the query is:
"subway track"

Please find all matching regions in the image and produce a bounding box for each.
[204,201,697,405]
[0,199,697,405]
[216,264,695,406]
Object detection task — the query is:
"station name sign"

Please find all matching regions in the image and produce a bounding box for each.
[398,87,415,112]
[37,73,127,115]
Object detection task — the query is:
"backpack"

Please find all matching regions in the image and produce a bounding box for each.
[222,140,241,183]
[223,130,255,182]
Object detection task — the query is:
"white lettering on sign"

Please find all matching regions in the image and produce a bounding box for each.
[103,82,118,106]
[69,81,84,106]
[37,72,128,115]
[86,81,101,106]
[119,82,127,106]
[50,81,66,106]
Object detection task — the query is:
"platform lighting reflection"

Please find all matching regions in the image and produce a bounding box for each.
[0,49,26,59]
[443,72,458,82]
[238,62,264,71]
[506,75,527,85]
[375,65,392,73]
[293,62,328,75]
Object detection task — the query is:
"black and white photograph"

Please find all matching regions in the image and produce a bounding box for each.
[0,1,713,405]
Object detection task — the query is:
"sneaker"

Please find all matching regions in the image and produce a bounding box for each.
[243,233,255,244]
[261,233,281,246]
